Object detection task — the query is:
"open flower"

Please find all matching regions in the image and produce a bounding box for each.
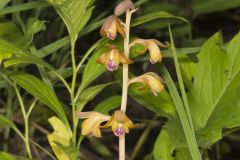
[128,72,164,96]
[97,46,133,71]
[114,0,135,16]
[100,15,125,40]
[102,110,135,137]
[130,39,168,64]
[76,111,110,137]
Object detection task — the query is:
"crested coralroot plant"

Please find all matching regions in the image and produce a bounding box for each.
[76,1,167,159]
[1,0,240,159]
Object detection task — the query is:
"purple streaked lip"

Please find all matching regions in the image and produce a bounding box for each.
[107,60,117,71]
[114,127,125,136]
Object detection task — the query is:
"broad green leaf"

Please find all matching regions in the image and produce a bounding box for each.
[0,152,31,160]
[48,116,74,160]
[188,33,226,129]
[77,45,106,93]
[0,22,24,44]
[0,39,21,60]
[10,73,68,125]
[94,96,121,114]
[0,115,23,139]
[0,2,49,16]
[179,55,197,89]
[89,138,111,157]
[175,148,192,160]
[131,11,188,27]
[0,0,10,9]
[153,128,174,160]
[192,0,240,14]
[188,32,240,146]
[128,84,175,118]
[76,82,116,111]
[47,0,92,43]
[159,65,201,159]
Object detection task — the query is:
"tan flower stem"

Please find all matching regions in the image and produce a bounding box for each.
[120,8,137,160]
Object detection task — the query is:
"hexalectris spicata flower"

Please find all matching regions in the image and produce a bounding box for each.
[114,0,135,16]
[128,72,164,96]
[130,39,168,64]
[97,45,133,71]
[100,15,125,40]
[102,110,135,137]
[76,111,110,137]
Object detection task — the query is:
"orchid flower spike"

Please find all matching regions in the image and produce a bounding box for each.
[100,15,125,40]
[76,111,110,137]
[130,39,168,64]
[102,110,135,137]
[114,0,135,16]
[128,72,164,96]
[97,45,133,71]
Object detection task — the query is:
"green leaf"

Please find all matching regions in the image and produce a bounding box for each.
[48,116,74,160]
[0,152,32,160]
[159,65,201,159]
[47,0,92,43]
[0,22,24,44]
[0,115,23,139]
[0,39,21,60]
[89,138,111,157]
[188,32,240,146]
[192,0,240,14]
[0,0,10,10]
[0,2,49,16]
[77,46,106,93]
[179,55,197,89]
[76,82,116,111]
[10,73,68,125]
[175,148,192,160]
[94,96,121,114]
[131,11,188,27]
[128,84,175,118]
[153,128,174,160]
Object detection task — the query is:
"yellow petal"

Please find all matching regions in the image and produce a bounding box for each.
[116,19,126,38]
[145,72,164,95]
[122,124,129,133]
[125,116,135,128]
[81,118,92,135]
[149,39,168,48]
[111,121,119,132]
[147,41,161,63]
[128,75,148,86]
[130,39,148,55]
[110,49,120,67]
[100,15,118,40]
[129,72,164,95]
[101,114,114,128]
[96,52,110,65]
[91,122,102,137]
[119,53,133,64]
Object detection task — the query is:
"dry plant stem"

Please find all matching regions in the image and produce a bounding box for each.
[119,8,135,160]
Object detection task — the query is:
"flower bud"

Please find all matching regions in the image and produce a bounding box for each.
[100,15,125,40]
[130,39,168,64]
[114,0,135,16]
[129,72,164,96]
